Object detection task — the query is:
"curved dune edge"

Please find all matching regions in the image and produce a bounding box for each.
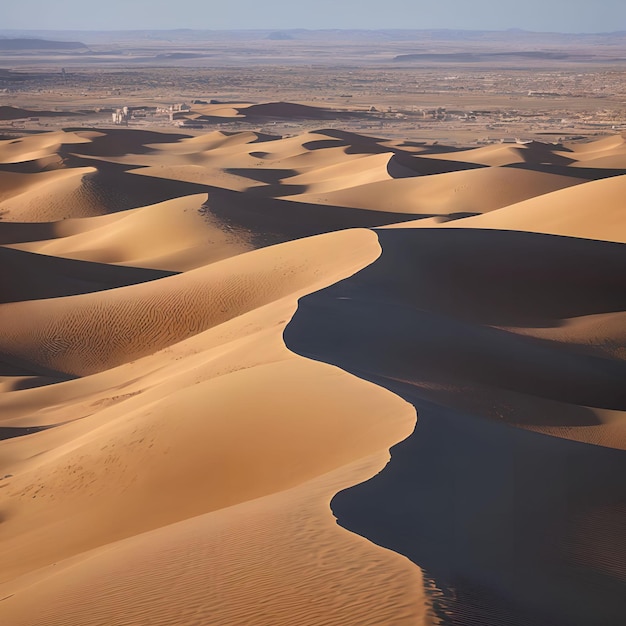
[0,229,395,377]
[391,173,626,243]
[0,227,430,625]
[287,227,626,451]
[0,455,430,626]
[4,193,256,272]
[285,227,626,626]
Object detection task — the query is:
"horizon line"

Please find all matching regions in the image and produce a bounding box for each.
[1,27,626,36]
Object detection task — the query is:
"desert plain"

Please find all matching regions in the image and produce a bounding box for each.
[0,29,625,626]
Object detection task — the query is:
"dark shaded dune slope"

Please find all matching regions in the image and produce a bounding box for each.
[61,128,189,157]
[199,187,422,245]
[285,228,626,626]
[351,229,626,326]
[0,220,57,245]
[0,246,173,304]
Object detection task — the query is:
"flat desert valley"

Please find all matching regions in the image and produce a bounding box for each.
[0,30,625,625]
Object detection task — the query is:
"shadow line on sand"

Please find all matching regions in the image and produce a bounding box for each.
[285,227,626,626]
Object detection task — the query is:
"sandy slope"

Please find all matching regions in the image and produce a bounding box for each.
[1,455,428,626]
[0,218,426,624]
[287,165,585,215]
[1,128,625,626]
[6,194,255,271]
[431,173,626,242]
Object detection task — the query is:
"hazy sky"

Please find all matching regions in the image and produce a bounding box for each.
[2,0,625,33]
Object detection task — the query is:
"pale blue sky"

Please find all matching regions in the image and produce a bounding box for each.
[2,0,625,33]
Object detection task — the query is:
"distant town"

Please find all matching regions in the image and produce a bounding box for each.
[1,29,624,144]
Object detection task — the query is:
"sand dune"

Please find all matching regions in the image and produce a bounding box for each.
[288,165,585,215]
[1,456,427,626]
[6,194,255,271]
[0,229,381,377]
[287,227,626,437]
[0,130,92,164]
[0,168,208,223]
[178,101,354,123]
[429,173,626,242]
[1,128,625,626]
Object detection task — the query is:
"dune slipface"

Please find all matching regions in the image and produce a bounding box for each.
[0,128,625,626]
[285,227,626,626]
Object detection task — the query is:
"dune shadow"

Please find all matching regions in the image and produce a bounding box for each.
[35,154,211,214]
[387,153,485,178]
[60,127,189,157]
[0,221,58,245]
[302,130,473,163]
[439,211,482,221]
[7,376,67,391]
[285,227,626,626]
[301,129,389,155]
[0,425,55,441]
[507,162,626,180]
[240,102,355,122]
[390,140,467,154]
[355,229,626,327]
[247,183,310,198]
[0,246,175,304]
[224,168,300,184]
[332,389,626,626]
[0,354,76,380]
[302,138,354,151]
[198,188,424,248]
[83,168,210,213]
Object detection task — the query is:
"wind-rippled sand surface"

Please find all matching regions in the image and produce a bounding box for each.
[0,127,625,625]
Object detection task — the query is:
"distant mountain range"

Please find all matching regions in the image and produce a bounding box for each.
[0,29,625,45]
[394,50,626,62]
[0,38,88,51]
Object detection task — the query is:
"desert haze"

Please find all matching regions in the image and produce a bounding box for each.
[0,28,626,626]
